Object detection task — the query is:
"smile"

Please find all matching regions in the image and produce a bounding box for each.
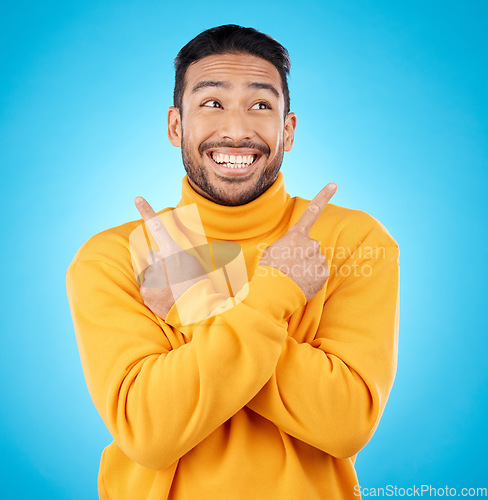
[206,148,263,176]
[210,152,258,168]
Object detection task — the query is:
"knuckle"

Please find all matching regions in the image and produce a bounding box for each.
[308,203,320,215]
[147,218,161,231]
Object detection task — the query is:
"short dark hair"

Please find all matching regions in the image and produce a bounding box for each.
[173,24,291,118]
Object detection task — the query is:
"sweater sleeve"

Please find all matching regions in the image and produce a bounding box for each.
[245,225,400,459]
[66,253,306,471]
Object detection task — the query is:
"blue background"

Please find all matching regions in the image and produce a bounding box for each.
[1,0,486,498]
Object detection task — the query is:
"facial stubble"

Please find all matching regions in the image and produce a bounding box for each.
[181,134,285,207]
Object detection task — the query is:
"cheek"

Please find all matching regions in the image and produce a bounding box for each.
[184,114,218,143]
[259,120,284,152]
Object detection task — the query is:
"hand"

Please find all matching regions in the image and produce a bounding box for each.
[135,196,207,319]
[258,183,337,302]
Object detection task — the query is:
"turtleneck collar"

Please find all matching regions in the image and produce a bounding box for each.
[176,172,291,240]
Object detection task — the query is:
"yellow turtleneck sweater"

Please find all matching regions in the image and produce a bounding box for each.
[66,172,399,500]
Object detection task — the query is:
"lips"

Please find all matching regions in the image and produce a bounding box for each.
[206,149,263,176]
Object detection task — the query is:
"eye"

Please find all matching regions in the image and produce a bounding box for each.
[201,100,222,108]
[251,101,271,110]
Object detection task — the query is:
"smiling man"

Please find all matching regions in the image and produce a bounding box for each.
[66,25,400,500]
[172,50,295,207]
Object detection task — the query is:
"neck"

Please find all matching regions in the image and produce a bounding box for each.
[177,172,292,240]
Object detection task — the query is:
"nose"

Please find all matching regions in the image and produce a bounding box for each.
[218,108,254,143]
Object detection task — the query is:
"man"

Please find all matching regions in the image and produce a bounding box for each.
[66,24,400,499]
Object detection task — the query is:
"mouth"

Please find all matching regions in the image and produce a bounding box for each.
[206,148,263,176]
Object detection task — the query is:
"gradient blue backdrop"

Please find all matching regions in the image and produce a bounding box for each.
[1,0,486,498]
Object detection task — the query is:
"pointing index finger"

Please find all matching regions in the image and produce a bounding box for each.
[134,196,179,256]
[294,183,337,234]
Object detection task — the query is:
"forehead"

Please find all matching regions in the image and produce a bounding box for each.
[183,53,282,95]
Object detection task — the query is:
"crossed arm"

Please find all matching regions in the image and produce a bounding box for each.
[246,241,400,459]
[67,257,306,470]
[66,224,399,471]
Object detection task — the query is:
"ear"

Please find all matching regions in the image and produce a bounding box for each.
[283,112,297,152]
[167,106,182,147]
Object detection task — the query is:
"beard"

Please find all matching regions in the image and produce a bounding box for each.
[181,135,284,207]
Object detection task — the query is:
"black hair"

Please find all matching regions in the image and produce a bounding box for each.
[173,24,291,118]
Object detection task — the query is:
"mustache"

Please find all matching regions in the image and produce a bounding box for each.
[198,140,270,157]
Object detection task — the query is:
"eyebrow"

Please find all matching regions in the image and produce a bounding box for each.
[191,80,280,98]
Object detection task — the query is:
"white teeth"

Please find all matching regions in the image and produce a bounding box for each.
[226,163,247,169]
[211,152,257,167]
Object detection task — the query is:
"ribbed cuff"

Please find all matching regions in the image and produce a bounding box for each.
[242,265,307,323]
[165,266,306,328]
[165,279,231,328]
